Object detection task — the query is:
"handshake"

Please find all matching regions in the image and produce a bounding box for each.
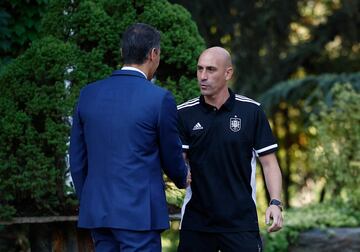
[184,154,191,187]
[186,168,192,187]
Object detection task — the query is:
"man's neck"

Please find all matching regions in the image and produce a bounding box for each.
[204,88,230,109]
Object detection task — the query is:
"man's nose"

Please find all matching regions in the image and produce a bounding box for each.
[200,71,207,80]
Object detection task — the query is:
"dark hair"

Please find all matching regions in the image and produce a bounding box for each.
[121,23,161,65]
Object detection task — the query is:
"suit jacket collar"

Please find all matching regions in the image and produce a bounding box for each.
[111,69,147,80]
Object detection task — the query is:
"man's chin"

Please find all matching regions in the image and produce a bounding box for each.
[200,89,212,96]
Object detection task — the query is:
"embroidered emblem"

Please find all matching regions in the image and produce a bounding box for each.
[192,122,203,130]
[230,117,241,132]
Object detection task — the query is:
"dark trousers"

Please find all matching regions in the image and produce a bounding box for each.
[178,229,262,252]
[91,228,161,252]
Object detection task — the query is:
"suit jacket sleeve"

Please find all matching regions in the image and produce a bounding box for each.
[157,92,188,189]
[69,97,88,200]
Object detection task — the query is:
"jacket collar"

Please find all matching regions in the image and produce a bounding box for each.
[111,69,147,80]
[121,66,147,78]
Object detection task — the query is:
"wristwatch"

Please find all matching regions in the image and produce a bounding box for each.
[269,199,283,211]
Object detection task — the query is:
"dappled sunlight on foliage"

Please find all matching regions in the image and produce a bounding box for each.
[308,83,360,209]
[259,73,360,208]
[262,202,360,252]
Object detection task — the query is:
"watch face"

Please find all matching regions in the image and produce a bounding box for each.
[270,199,283,211]
[270,199,281,205]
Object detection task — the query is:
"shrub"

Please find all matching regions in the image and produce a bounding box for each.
[262,202,360,252]
[308,83,360,209]
[0,0,204,219]
[0,37,88,218]
[41,0,205,103]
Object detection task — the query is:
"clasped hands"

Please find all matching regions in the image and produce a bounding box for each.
[186,169,192,187]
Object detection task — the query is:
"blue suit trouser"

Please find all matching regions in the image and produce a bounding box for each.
[91,228,161,252]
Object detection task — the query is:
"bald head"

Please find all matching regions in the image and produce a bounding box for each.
[197,47,234,102]
[199,47,232,68]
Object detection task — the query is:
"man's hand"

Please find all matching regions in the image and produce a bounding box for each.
[186,169,192,187]
[265,205,283,232]
[183,152,192,187]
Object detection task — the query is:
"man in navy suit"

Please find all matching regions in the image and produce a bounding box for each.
[70,23,190,252]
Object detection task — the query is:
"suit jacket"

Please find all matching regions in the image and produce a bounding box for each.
[69,69,187,230]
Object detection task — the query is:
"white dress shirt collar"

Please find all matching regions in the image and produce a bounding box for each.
[121,66,147,79]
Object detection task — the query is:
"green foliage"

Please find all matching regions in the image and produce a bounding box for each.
[41,0,205,91]
[171,0,360,97]
[41,0,123,69]
[0,0,204,219]
[262,202,360,252]
[0,0,49,70]
[0,37,91,218]
[268,91,358,252]
[258,73,360,208]
[161,221,180,252]
[260,73,360,114]
[159,76,200,104]
[0,205,16,221]
[308,84,360,208]
[165,180,185,208]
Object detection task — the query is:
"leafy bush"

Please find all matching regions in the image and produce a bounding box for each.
[260,80,360,251]
[0,0,48,69]
[308,83,360,209]
[260,73,360,114]
[262,202,360,252]
[0,0,204,219]
[165,180,185,210]
[41,0,205,103]
[0,37,88,218]
[258,73,360,208]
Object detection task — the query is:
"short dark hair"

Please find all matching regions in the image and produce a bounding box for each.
[121,23,161,65]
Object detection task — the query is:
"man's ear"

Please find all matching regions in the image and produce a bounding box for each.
[149,48,159,61]
[225,66,233,81]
